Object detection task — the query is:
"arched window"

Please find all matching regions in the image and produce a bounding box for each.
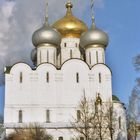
[77,110,81,121]
[76,73,79,83]
[80,137,84,140]
[54,51,56,64]
[119,116,121,129]
[46,110,50,122]
[19,110,22,123]
[99,73,101,83]
[89,52,91,64]
[64,43,67,47]
[58,136,63,140]
[47,50,49,62]
[19,72,23,83]
[46,72,49,83]
[40,51,42,63]
[70,49,73,58]
[60,52,62,65]
[96,51,98,63]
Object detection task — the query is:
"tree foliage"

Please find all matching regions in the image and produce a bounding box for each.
[72,94,114,140]
[127,55,140,140]
[127,81,140,139]
[133,54,140,72]
[5,123,53,140]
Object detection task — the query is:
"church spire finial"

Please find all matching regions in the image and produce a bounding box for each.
[45,0,49,25]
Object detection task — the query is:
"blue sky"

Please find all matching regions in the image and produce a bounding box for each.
[0,0,140,116]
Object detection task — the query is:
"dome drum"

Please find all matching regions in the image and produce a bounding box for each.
[83,44,106,49]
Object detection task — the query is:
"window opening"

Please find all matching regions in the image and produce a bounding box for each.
[99,73,101,83]
[77,110,81,121]
[59,136,63,140]
[46,72,49,83]
[119,116,121,129]
[89,52,91,64]
[47,50,49,62]
[70,49,73,58]
[19,110,22,123]
[80,137,84,140]
[40,51,42,63]
[76,73,79,83]
[19,72,23,83]
[46,110,50,122]
[96,51,99,63]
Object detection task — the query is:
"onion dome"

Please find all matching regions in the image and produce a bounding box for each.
[52,2,88,38]
[95,93,102,105]
[31,48,37,64]
[32,21,61,47]
[80,22,109,48]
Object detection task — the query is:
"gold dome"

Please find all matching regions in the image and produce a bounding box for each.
[52,2,88,38]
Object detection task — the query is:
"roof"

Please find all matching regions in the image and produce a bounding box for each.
[112,95,120,102]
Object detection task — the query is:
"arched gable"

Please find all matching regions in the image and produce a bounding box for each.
[10,62,32,74]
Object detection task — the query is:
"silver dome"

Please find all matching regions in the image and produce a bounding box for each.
[80,25,109,48]
[32,24,61,47]
[31,48,37,63]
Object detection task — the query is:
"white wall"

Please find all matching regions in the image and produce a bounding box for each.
[4,60,112,124]
[4,60,127,140]
[60,38,81,64]
[113,102,127,140]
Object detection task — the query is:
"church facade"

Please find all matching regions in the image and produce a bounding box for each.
[4,2,127,140]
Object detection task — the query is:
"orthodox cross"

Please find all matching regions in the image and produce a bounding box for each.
[90,0,95,23]
[45,0,49,24]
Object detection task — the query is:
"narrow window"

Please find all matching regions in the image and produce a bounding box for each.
[77,110,81,121]
[46,110,50,122]
[19,110,22,123]
[46,72,49,83]
[99,73,101,83]
[76,73,79,83]
[64,43,67,47]
[70,49,72,58]
[75,43,78,47]
[96,51,99,63]
[80,137,84,140]
[40,51,42,63]
[89,52,91,64]
[60,52,62,65]
[102,52,105,62]
[19,72,22,83]
[47,50,49,62]
[54,51,56,64]
[119,116,121,129]
[59,137,63,140]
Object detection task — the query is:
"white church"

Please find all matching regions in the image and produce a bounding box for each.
[4,1,127,140]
